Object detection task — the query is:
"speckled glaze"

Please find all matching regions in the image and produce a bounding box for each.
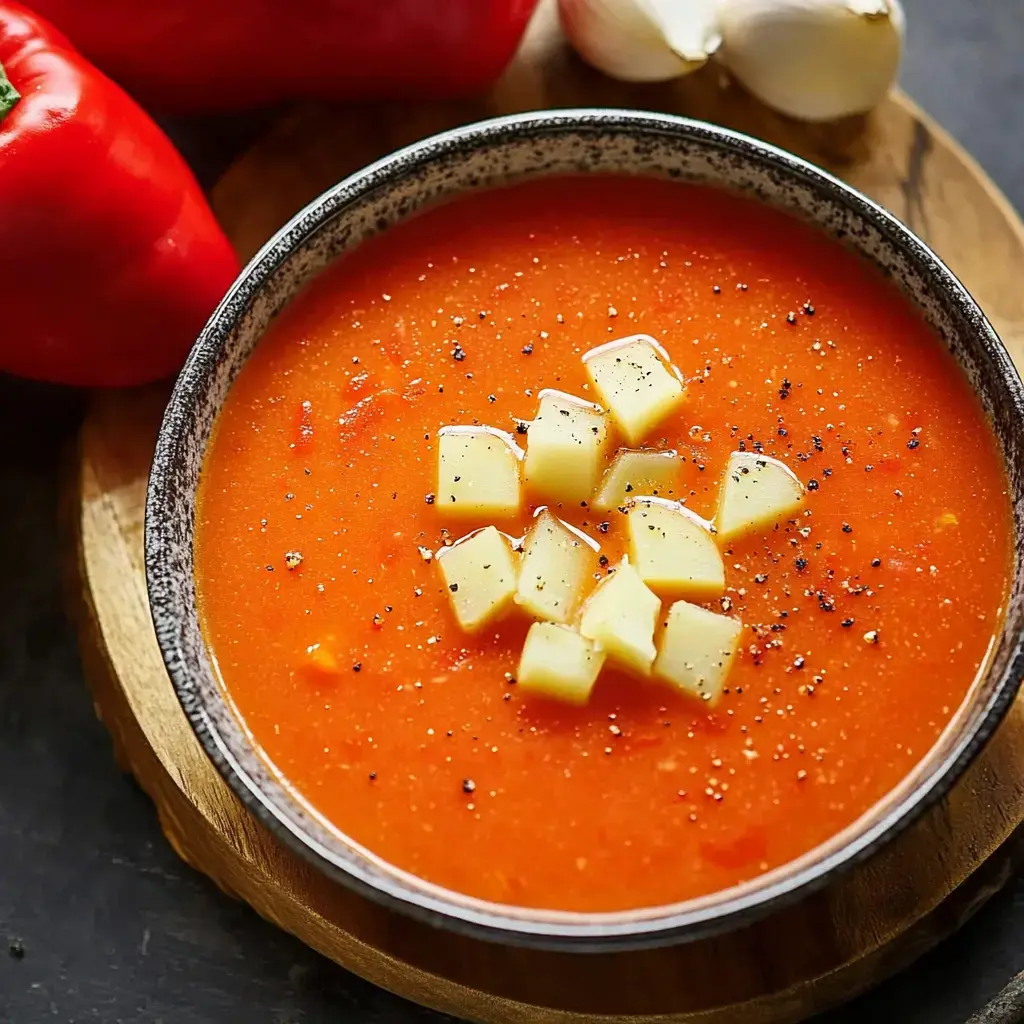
[146,110,1024,952]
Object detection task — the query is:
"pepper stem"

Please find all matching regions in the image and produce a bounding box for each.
[0,60,21,124]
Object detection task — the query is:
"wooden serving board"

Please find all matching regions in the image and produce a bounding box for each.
[69,3,1024,1021]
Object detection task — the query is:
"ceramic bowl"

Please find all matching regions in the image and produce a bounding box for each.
[146,109,1024,952]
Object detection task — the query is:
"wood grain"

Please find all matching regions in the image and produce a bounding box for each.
[70,2,1024,1021]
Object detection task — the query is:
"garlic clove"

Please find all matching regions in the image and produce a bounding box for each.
[559,0,722,83]
[718,0,905,122]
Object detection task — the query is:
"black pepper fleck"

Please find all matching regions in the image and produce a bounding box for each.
[462,779,476,794]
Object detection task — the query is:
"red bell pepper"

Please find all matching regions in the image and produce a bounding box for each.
[0,3,239,386]
[26,0,540,114]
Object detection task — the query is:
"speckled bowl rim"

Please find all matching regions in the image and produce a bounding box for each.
[147,109,1024,953]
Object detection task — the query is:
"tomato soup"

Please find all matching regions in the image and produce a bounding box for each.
[195,176,1013,912]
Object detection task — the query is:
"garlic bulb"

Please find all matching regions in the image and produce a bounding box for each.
[717,0,905,121]
[558,0,722,83]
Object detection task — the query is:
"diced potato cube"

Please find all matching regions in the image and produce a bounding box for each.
[579,559,660,676]
[437,426,522,519]
[583,335,685,444]
[593,448,680,510]
[298,641,343,684]
[517,622,606,705]
[515,509,598,624]
[524,390,609,505]
[715,451,805,542]
[653,600,742,707]
[437,526,517,632]
[627,499,725,600]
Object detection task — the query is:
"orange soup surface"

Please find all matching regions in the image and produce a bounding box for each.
[196,177,1012,912]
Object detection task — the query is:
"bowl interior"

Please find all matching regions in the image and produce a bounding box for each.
[146,110,1024,951]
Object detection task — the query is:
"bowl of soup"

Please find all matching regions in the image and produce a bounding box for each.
[146,109,1024,951]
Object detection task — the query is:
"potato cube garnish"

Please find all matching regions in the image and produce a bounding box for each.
[437,526,518,632]
[583,335,685,444]
[523,389,609,505]
[593,448,680,510]
[715,451,805,542]
[437,426,522,519]
[653,600,742,707]
[515,509,598,624]
[517,622,606,705]
[579,559,660,676]
[627,499,725,600]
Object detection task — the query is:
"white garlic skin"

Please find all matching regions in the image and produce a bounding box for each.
[718,0,905,122]
[558,0,722,83]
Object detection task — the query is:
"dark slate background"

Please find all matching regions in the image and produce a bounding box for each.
[1,2,1022,1021]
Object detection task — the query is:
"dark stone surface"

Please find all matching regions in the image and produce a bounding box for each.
[0,2,1021,1021]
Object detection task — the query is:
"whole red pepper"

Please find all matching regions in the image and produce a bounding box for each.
[26,0,539,114]
[0,3,239,386]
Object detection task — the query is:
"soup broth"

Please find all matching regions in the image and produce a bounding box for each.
[195,177,1012,912]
